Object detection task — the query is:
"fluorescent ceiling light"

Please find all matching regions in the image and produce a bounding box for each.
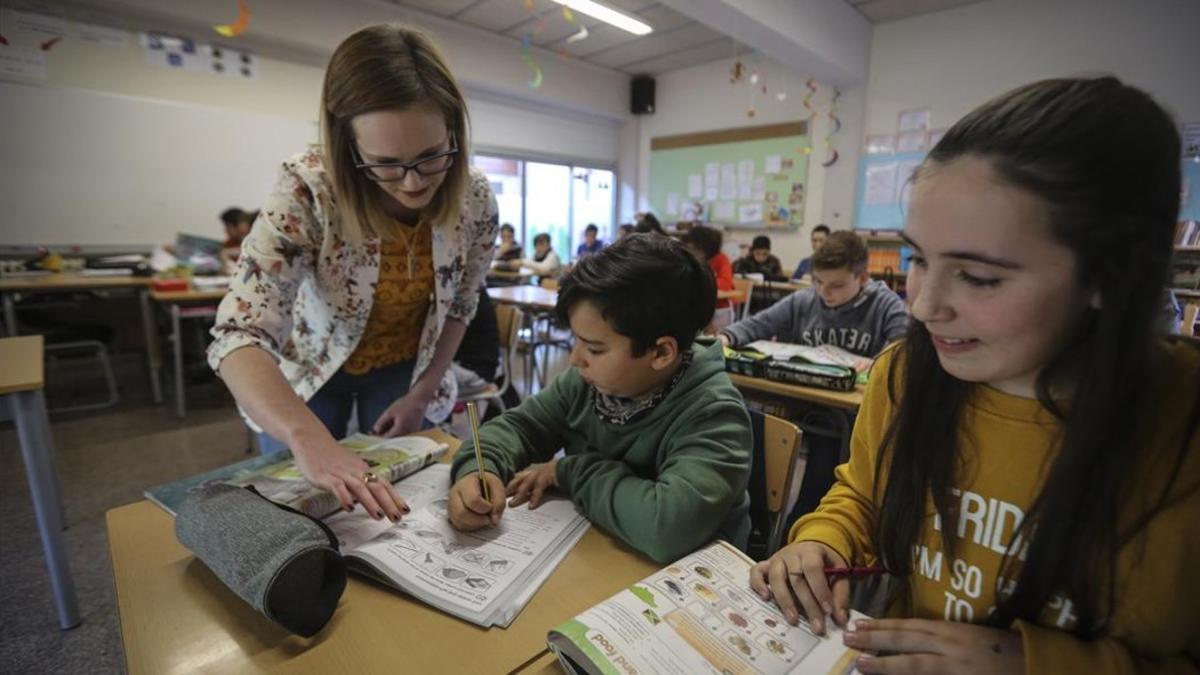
[549,0,653,36]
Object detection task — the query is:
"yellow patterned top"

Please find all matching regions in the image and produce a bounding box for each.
[343,222,434,374]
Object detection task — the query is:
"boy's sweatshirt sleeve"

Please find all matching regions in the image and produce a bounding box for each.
[721,292,802,347]
[451,374,572,484]
[555,393,752,563]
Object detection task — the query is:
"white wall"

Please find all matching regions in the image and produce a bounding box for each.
[635,57,866,269]
[865,0,1200,140]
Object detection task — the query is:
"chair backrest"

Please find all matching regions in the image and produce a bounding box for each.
[732,277,754,320]
[1183,303,1199,337]
[540,277,560,291]
[495,303,522,349]
[746,409,804,559]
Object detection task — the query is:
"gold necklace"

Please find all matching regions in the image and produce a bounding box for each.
[393,222,421,279]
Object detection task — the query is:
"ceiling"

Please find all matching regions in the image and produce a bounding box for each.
[382,0,987,77]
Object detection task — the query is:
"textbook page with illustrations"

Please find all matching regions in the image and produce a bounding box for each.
[145,433,448,517]
[547,540,868,675]
[325,463,590,628]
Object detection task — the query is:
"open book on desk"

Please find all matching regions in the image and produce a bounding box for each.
[144,433,448,517]
[548,540,869,675]
[326,463,590,628]
[746,341,873,374]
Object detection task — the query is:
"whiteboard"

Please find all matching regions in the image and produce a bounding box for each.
[0,81,318,247]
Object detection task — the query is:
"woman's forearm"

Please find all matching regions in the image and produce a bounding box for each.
[217,346,332,451]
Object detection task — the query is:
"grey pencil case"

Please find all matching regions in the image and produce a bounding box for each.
[175,483,347,637]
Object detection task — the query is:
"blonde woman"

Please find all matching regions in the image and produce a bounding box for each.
[209,25,497,521]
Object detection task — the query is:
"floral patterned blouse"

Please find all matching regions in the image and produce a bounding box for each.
[207,148,498,425]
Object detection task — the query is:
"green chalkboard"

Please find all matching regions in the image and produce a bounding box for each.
[649,122,810,230]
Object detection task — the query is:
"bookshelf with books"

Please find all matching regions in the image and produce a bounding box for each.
[859,232,908,294]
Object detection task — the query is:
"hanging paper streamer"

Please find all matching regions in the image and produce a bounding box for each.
[822,86,842,167]
[520,34,543,89]
[561,6,589,44]
[40,36,62,51]
[800,78,818,155]
[214,0,251,38]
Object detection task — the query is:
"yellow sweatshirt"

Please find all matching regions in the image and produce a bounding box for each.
[791,340,1200,673]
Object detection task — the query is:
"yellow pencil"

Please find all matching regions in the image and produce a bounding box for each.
[465,402,490,501]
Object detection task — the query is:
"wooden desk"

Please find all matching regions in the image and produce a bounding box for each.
[1,335,81,629]
[107,430,659,674]
[519,651,562,673]
[150,287,228,418]
[488,285,558,311]
[0,273,162,403]
[729,373,864,460]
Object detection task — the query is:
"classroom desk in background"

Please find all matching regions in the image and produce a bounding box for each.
[0,273,162,403]
[1,335,80,630]
[150,287,228,418]
[107,429,660,675]
[729,373,865,460]
[488,285,562,395]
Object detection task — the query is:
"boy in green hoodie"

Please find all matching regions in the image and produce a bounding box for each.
[448,234,752,563]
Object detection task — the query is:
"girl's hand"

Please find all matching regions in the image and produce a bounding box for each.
[291,437,409,521]
[372,391,430,437]
[749,540,851,635]
[846,619,1024,674]
[505,460,560,509]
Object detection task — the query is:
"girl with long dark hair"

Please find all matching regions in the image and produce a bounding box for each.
[751,77,1199,672]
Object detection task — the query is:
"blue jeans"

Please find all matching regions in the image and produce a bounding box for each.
[257,360,416,455]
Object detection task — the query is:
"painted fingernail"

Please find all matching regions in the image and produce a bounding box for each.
[402,504,411,513]
[345,505,353,512]
[375,510,384,519]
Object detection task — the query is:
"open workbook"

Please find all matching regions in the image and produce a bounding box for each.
[144,433,449,517]
[324,463,591,628]
[547,540,868,675]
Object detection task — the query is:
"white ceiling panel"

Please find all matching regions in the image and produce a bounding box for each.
[588,22,720,68]
[390,0,480,18]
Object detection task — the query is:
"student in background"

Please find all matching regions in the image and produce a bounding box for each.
[616,223,634,240]
[575,223,605,258]
[494,223,523,265]
[792,224,830,279]
[633,212,667,236]
[220,208,255,268]
[446,234,752,563]
[519,232,562,282]
[752,77,1200,672]
[683,225,736,330]
[720,231,908,357]
[733,235,785,279]
[209,25,498,522]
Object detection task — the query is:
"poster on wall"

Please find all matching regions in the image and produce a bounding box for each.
[0,47,48,80]
[898,107,931,132]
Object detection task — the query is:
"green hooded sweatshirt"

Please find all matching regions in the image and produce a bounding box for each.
[452,341,751,563]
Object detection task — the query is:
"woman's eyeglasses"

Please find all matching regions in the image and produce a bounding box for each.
[350,140,458,182]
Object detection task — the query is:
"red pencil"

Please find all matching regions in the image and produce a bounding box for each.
[823,565,886,578]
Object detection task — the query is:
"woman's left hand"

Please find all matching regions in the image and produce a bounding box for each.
[845,618,1024,675]
[373,391,430,437]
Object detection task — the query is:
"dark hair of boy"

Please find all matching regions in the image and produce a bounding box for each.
[221,207,247,227]
[751,235,771,251]
[584,223,598,235]
[634,213,666,235]
[682,225,723,260]
[556,233,715,357]
[811,230,868,275]
[812,224,831,236]
[500,223,514,234]
[533,232,551,246]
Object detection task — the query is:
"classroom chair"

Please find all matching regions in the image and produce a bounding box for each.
[731,277,755,321]
[746,408,805,560]
[459,304,523,414]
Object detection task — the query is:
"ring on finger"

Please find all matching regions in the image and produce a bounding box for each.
[363,471,379,484]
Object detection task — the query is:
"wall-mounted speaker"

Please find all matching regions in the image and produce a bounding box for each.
[631,75,655,115]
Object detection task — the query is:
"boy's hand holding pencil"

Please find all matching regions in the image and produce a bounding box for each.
[448,403,507,531]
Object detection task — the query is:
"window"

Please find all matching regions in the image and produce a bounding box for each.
[471,153,615,263]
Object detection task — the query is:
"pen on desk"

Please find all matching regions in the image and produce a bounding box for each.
[465,402,490,501]
[823,565,886,579]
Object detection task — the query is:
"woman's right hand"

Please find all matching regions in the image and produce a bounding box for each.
[291,437,409,521]
[749,541,851,635]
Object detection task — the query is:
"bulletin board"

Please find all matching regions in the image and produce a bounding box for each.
[853,151,926,232]
[648,122,810,229]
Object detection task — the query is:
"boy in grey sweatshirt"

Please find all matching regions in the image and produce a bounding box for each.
[720,231,909,357]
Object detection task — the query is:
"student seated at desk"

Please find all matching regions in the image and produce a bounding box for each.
[720,230,908,357]
[493,222,523,268]
[518,233,563,282]
[683,225,736,331]
[792,224,830,280]
[751,77,1200,673]
[575,223,605,258]
[447,234,753,563]
[733,235,785,279]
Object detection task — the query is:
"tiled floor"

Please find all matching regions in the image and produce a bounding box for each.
[0,345,572,674]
